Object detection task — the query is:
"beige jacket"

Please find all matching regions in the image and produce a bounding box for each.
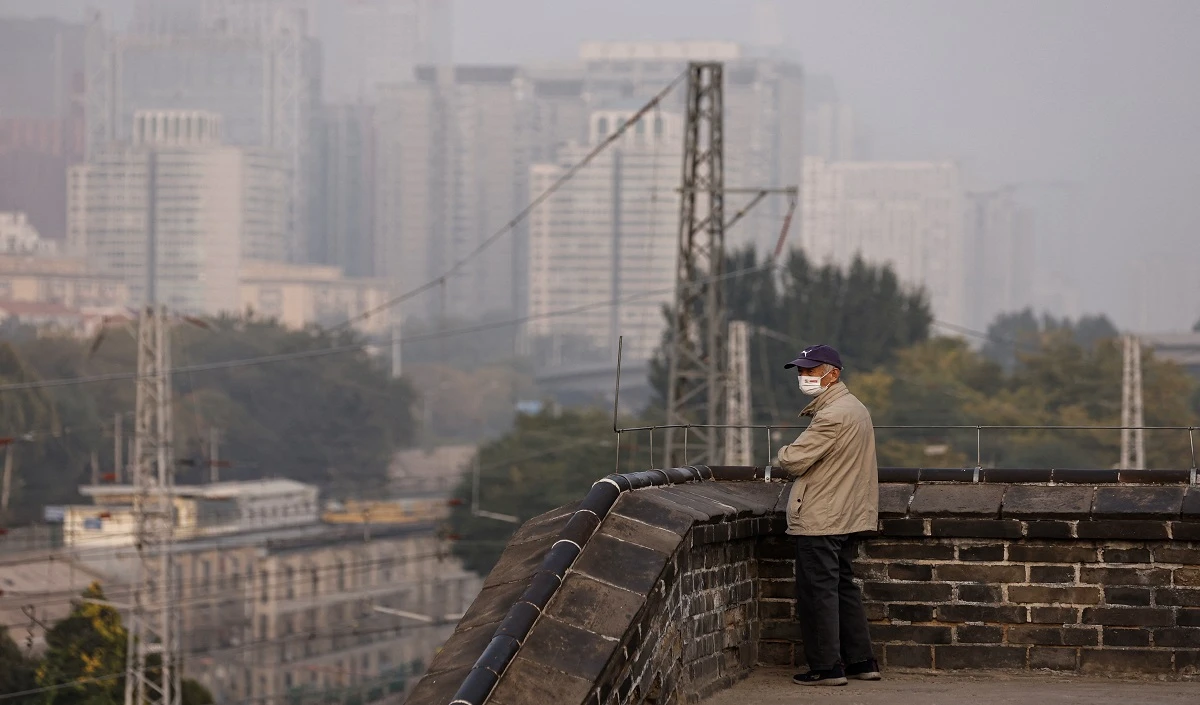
[776,381,878,536]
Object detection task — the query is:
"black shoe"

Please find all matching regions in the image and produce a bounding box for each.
[845,658,882,681]
[792,666,848,686]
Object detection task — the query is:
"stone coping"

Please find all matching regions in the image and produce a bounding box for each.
[409,468,1200,705]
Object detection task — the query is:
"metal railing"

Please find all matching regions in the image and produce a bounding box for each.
[610,422,1199,476]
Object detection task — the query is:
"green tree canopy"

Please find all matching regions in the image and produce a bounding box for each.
[448,409,623,573]
[649,247,932,420]
[0,625,38,702]
[1,316,418,519]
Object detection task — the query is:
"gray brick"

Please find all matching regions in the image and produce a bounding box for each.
[1002,485,1093,518]
[910,484,1007,517]
[1103,627,1150,646]
[1092,486,1186,518]
[869,624,952,644]
[956,625,1004,643]
[1080,567,1171,586]
[1008,544,1098,564]
[573,534,670,595]
[1082,607,1175,627]
[1028,646,1077,671]
[878,483,916,516]
[596,512,685,554]
[487,657,594,705]
[1155,588,1200,607]
[1008,585,1102,605]
[936,564,1026,583]
[864,581,953,603]
[935,645,1026,669]
[885,644,933,669]
[1007,625,1098,646]
[936,604,1027,624]
[520,615,620,683]
[544,573,646,639]
[1079,648,1173,674]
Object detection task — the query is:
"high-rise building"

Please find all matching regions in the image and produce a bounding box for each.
[310,103,376,277]
[965,188,1034,329]
[375,66,531,322]
[326,0,452,100]
[801,157,968,324]
[535,41,805,255]
[0,17,87,242]
[527,106,683,364]
[70,110,289,313]
[87,4,319,261]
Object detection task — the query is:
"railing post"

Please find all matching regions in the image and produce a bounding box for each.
[683,425,689,466]
[1189,427,1197,485]
[649,427,656,470]
[765,427,774,482]
[614,430,622,473]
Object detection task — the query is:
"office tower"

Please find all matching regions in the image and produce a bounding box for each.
[375,66,531,322]
[965,188,1034,329]
[88,3,319,262]
[529,41,804,255]
[325,0,452,100]
[801,157,968,324]
[70,110,288,313]
[527,106,683,364]
[0,17,87,242]
[803,74,863,161]
[310,103,376,277]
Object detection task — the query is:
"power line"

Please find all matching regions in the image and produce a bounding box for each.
[0,259,780,396]
[330,69,688,333]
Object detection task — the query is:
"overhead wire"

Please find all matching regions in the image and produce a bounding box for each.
[330,69,689,334]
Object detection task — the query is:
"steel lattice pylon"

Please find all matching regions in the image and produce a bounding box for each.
[724,320,752,466]
[1120,334,1145,470]
[664,63,726,468]
[125,305,180,705]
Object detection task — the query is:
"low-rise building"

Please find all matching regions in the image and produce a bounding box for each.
[52,478,481,704]
[239,260,391,335]
[65,479,320,547]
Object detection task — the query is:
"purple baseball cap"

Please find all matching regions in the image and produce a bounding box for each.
[784,344,843,370]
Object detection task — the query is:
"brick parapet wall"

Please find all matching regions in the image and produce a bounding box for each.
[408,474,1200,705]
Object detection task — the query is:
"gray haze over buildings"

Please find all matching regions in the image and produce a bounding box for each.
[1,0,1198,333]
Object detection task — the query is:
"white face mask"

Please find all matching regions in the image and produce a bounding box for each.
[798,369,831,396]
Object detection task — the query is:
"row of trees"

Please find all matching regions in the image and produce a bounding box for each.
[449,249,1200,573]
[0,316,418,523]
[0,584,212,705]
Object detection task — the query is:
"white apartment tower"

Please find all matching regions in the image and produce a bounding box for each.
[966,188,1034,329]
[69,110,288,313]
[801,157,968,324]
[527,107,684,363]
[89,3,318,262]
[375,66,530,323]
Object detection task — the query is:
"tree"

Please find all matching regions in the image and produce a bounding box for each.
[649,247,932,425]
[982,309,1118,372]
[5,316,419,511]
[0,626,38,702]
[37,583,127,705]
[448,409,624,574]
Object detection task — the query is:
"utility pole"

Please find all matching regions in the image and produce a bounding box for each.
[664,62,727,468]
[114,412,123,483]
[1120,334,1145,470]
[208,428,220,483]
[725,320,752,465]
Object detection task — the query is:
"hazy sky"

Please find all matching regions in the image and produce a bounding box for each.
[453,0,1200,332]
[4,0,1198,331]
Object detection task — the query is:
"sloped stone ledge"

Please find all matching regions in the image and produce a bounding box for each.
[408,473,1200,705]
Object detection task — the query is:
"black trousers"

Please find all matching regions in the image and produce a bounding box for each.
[794,534,875,671]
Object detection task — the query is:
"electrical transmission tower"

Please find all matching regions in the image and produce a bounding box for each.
[725,320,752,465]
[125,304,181,705]
[664,62,726,468]
[1120,334,1145,470]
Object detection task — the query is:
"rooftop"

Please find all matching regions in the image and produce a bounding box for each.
[80,478,314,501]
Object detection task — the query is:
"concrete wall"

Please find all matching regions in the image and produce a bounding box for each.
[409,468,1200,705]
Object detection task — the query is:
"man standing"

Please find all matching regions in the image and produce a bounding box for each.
[776,344,880,686]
